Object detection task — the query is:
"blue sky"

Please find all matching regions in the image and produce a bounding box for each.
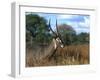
[26,12,90,34]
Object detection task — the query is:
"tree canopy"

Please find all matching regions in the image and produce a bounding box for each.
[57,24,76,45]
[26,14,89,47]
[57,24,89,45]
[26,14,52,46]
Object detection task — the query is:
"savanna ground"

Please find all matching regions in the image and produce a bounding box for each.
[26,44,89,67]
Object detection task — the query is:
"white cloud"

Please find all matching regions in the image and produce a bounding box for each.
[67,22,78,28]
[78,17,90,28]
[85,17,90,26]
[58,15,90,28]
[57,15,73,19]
[75,28,89,34]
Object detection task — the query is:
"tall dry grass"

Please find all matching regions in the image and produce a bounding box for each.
[26,44,89,67]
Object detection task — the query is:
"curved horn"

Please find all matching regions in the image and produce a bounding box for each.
[55,19,65,45]
[48,19,57,37]
[56,19,59,35]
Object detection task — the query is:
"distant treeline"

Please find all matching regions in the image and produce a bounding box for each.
[26,14,89,47]
[61,32,89,45]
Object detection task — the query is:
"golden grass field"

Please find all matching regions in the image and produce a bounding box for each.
[26,44,89,67]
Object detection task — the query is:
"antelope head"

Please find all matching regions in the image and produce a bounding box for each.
[48,19,64,49]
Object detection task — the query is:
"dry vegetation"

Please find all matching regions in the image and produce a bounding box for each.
[26,44,89,67]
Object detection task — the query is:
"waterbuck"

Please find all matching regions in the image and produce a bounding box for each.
[41,19,64,60]
[26,19,65,66]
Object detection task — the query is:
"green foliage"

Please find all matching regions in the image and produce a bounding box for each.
[58,24,89,45]
[26,14,52,45]
[58,24,76,45]
[76,33,89,44]
[26,13,89,47]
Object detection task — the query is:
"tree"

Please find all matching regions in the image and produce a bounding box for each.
[58,24,76,45]
[77,32,89,44]
[26,14,52,46]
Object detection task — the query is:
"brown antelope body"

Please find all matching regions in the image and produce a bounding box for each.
[26,19,64,66]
